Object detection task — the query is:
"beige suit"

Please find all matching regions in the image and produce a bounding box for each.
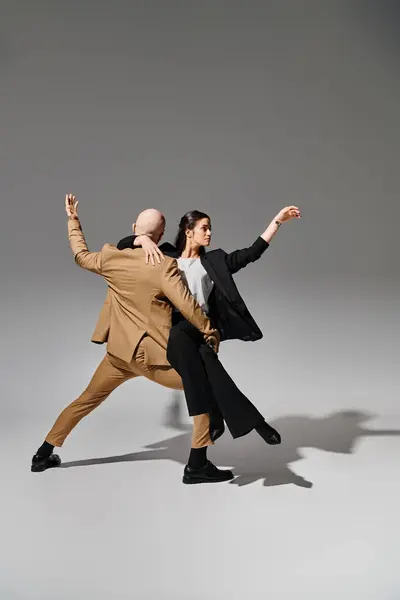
[45,218,219,449]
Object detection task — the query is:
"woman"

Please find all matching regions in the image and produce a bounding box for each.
[118,205,301,343]
[118,206,300,449]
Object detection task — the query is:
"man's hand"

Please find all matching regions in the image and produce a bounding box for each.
[65,193,79,219]
[205,331,220,353]
[134,234,165,266]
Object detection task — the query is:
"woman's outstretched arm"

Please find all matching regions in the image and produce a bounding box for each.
[260,205,301,244]
[225,205,301,274]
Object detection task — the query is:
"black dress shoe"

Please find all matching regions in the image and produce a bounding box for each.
[264,430,281,445]
[31,453,61,473]
[182,460,234,484]
[256,420,282,445]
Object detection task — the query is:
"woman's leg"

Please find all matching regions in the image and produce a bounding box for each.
[167,320,225,441]
[168,319,280,442]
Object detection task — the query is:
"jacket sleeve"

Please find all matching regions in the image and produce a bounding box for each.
[160,259,218,340]
[68,218,103,274]
[224,236,270,275]
[117,234,136,250]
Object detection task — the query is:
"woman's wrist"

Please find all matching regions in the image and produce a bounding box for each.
[133,234,149,247]
[260,218,281,243]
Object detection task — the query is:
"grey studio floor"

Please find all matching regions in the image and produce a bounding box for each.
[2,2,400,598]
[2,279,399,600]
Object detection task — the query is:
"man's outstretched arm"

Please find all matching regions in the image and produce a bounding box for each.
[65,193,103,274]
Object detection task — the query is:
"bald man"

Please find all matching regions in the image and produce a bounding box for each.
[31,195,234,484]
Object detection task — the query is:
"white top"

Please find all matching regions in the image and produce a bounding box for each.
[176,257,214,314]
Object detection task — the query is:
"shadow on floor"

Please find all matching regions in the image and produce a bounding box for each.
[62,394,400,487]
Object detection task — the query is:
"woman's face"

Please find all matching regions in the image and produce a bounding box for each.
[188,217,212,248]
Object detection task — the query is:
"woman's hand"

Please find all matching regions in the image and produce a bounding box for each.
[134,234,165,265]
[260,205,301,244]
[275,205,301,223]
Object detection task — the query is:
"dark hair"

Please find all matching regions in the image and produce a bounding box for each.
[174,210,211,256]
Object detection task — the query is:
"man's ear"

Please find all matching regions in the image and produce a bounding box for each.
[132,223,136,234]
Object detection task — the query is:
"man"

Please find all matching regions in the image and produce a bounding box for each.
[94,219,282,456]
[31,194,233,484]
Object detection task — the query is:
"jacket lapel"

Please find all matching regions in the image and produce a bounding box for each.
[201,254,234,304]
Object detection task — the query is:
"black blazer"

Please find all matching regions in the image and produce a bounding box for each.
[117,235,269,342]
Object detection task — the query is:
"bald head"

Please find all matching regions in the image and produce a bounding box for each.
[133,208,166,243]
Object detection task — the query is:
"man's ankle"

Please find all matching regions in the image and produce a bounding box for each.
[36,441,54,458]
[188,447,207,468]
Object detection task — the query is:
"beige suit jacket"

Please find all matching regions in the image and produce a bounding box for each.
[68,218,218,365]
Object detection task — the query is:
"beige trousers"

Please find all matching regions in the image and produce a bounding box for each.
[46,342,213,449]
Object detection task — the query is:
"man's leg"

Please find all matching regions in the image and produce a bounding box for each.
[132,343,233,484]
[182,413,234,485]
[31,354,136,472]
[168,320,281,444]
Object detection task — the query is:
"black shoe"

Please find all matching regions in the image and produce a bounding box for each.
[31,453,61,473]
[256,421,282,445]
[209,407,225,442]
[265,430,281,445]
[182,460,234,484]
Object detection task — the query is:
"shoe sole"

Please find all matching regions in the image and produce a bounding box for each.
[31,460,61,473]
[182,474,234,485]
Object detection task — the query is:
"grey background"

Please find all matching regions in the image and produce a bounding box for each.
[1,2,399,599]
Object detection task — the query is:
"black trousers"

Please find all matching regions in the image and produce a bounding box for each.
[166,319,264,439]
